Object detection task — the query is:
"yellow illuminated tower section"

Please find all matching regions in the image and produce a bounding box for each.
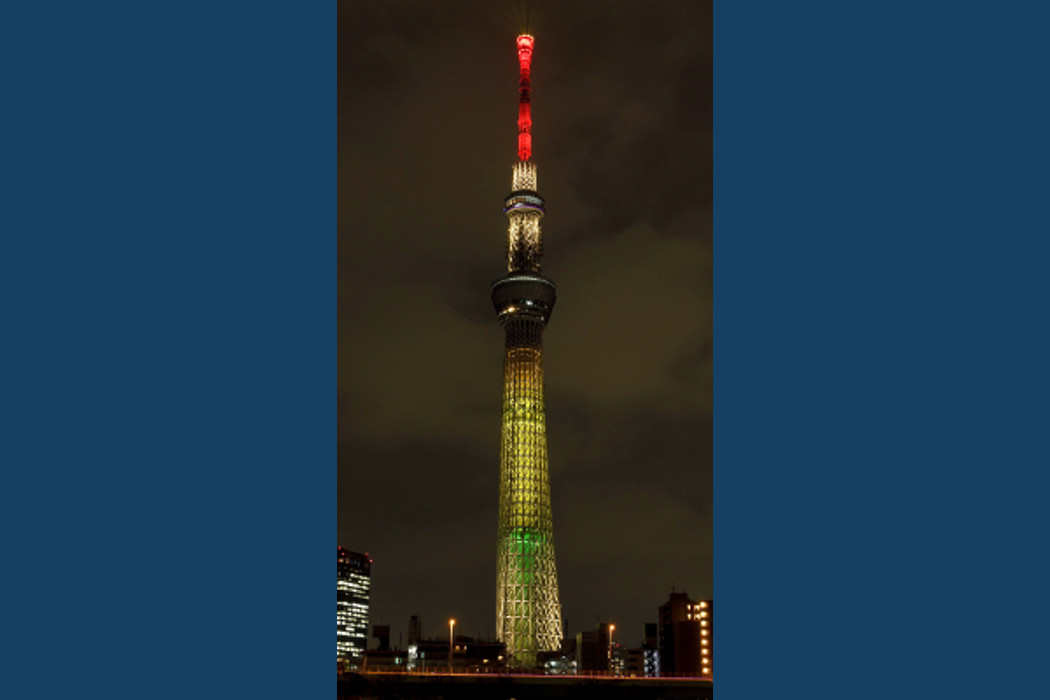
[492,34,562,668]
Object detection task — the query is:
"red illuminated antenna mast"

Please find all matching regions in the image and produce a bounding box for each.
[516,34,534,161]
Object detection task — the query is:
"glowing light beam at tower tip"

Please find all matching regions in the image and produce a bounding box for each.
[516,34,534,161]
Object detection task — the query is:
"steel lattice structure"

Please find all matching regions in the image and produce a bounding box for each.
[491,34,563,669]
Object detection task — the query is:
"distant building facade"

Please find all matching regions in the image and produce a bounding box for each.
[658,591,712,677]
[360,623,405,671]
[408,614,422,644]
[644,622,660,676]
[625,623,660,677]
[575,629,604,673]
[363,647,408,671]
[337,547,371,669]
[406,636,507,673]
[575,622,613,674]
[372,624,391,651]
[625,647,645,676]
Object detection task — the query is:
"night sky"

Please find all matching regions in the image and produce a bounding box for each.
[338,1,711,650]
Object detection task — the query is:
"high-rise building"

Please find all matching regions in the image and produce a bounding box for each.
[658,591,710,677]
[644,622,659,649]
[492,34,563,669]
[337,547,371,668]
[575,628,607,674]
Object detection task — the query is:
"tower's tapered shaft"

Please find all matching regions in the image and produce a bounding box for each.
[492,34,563,668]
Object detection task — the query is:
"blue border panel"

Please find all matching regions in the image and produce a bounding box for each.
[4,3,333,698]
[717,1,1048,698]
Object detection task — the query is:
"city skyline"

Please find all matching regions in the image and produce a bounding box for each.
[338,1,712,649]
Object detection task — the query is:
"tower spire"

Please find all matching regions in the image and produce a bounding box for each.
[516,34,534,161]
[504,35,545,273]
[492,33,563,670]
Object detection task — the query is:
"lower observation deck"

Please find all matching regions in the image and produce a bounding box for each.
[491,272,556,323]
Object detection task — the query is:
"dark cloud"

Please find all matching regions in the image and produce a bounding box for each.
[339,0,712,649]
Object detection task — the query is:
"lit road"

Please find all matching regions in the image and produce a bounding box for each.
[339,671,712,700]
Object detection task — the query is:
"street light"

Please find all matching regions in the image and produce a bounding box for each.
[448,619,456,674]
[608,624,616,675]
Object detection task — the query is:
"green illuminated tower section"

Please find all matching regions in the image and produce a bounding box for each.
[492,34,562,668]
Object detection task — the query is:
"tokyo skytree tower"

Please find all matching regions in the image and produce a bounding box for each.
[491,34,563,668]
